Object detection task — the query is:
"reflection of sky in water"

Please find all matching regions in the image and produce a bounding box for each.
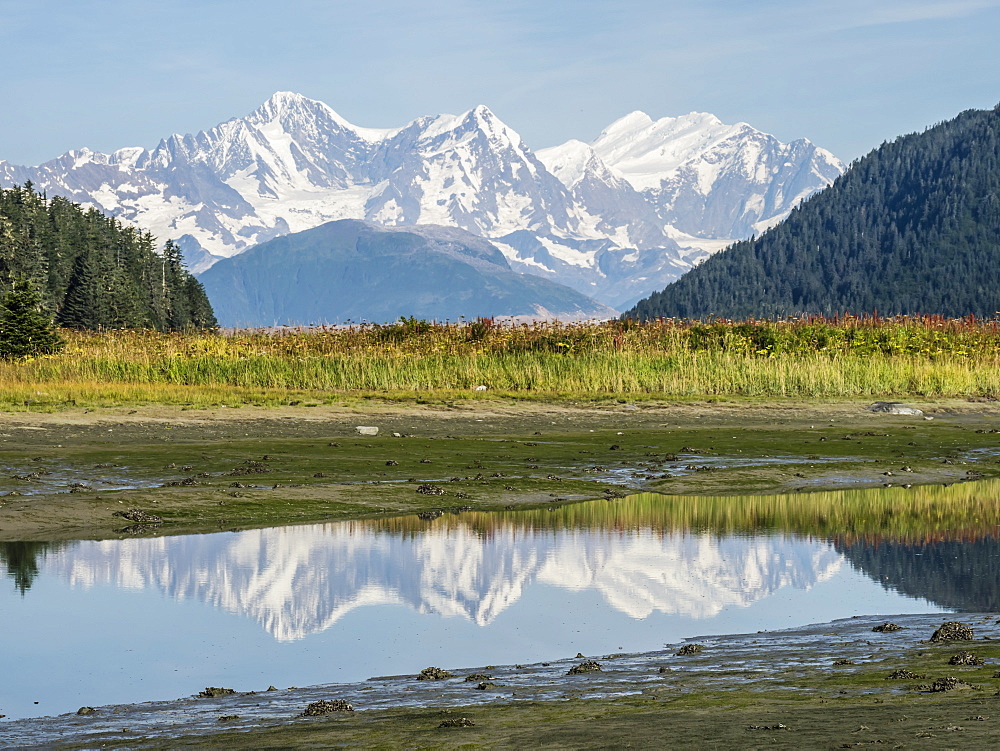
[0,457,165,495]
[0,520,945,721]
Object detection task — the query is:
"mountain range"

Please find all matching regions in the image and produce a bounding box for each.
[0,92,843,311]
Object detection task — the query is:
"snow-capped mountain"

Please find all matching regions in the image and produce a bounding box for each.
[0,93,843,310]
[45,518,841,642]
[585,111,845,240]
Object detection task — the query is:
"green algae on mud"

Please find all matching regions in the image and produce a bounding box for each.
[60,698,1000,750]
[9,399,1000,749]
[3,399,1000,540]
[48,619,1000,750]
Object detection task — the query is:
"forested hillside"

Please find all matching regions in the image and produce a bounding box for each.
[0,183,215,330]
[626,103,1000,320]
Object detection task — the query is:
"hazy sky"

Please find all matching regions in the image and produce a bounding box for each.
[2,0,998,166]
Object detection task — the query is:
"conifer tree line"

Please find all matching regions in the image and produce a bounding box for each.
[0,183,216,330]
[626,103,1000,320]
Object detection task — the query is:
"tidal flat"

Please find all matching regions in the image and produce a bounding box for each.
[2,397,1000,541]
[2,398,1000,748]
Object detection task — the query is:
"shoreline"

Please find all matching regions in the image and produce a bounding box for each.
[4,398,1000,747]
[6,612,999,748]
[3,397,1000,541]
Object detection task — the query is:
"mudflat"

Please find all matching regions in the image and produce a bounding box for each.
[4,397,1000,749]
[2,397,1000,540]
[17,613,1000,750]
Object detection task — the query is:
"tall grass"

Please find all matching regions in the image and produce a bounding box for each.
[3,316,1000,407]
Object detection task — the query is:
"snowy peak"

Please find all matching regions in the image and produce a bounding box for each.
[364,103,565,236]
[41,519,844,641]
[247,91,351,127]
[246,91,397,144]
[565,109,847,239]
[405,104,532,163]
[592,111,741,191]
[0,92,844,311]
[537,139,610,188]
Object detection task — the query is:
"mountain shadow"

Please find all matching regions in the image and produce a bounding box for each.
[198,219,615,326]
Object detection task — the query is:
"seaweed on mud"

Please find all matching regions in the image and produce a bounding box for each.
[301,699,354,716]
[417,667,452,681]
[197,687,236,698]
[931,621,974,642]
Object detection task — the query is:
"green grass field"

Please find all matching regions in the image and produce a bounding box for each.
[4,316,1000,408]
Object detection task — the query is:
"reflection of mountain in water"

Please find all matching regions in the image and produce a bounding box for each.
[42,523,840,641]
[835,536,1000,612]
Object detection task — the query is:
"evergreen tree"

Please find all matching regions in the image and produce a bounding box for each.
[0,184,217,331]
[58,251,102,328]
[0,279,64,359]
[625,103,1000,320]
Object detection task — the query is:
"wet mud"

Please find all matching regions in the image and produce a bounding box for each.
[3,398,1000,541]
[6,613,1000,749]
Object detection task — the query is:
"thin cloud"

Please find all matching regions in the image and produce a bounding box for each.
[822,0,1000,30]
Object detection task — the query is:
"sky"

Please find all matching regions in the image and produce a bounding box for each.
[1,0,998,166]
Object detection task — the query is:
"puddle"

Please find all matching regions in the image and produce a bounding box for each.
[4,484,1000,742]
[560,453,862,487]
[1,459,165,496]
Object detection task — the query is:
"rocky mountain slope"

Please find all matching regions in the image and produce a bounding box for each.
[0,93,843,311]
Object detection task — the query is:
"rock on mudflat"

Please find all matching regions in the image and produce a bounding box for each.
[872,621,903,633]
[439,717,475,727]
[949,651,984,666]
[567,660,603,675]
[930,621,974,642]
[675,643,704,656]
[866,402,924,416]
[417,666,453,680]
[885,669,924,680]
[355,426,379,436]
[301,699,354,716]
[927,676,978,692]
[197,687,236,698]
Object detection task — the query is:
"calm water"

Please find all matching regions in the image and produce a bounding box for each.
[4,487,997,722]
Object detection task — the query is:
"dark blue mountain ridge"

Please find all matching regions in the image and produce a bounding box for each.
[198,219,615,326]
